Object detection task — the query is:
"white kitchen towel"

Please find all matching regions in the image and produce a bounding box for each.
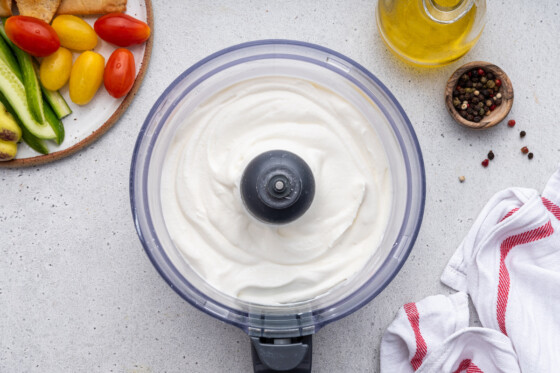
[441,167,560,372]
[380,292,520,373]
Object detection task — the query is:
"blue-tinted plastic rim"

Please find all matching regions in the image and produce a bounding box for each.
[130,39,426,334]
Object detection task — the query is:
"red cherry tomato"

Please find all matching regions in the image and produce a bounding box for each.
[104,48,136,98]
[5,16,60,57]
[94,13,150,47]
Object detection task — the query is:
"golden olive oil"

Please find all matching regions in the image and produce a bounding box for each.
[377,0,484,66]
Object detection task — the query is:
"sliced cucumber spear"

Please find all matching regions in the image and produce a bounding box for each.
[0,22,45,123]
[43,94,64,145]
[31,62,72,120]
[42,86,72,119]
[0,30,20,81]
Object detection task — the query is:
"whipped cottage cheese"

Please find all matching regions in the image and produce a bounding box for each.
[160,76,392,304]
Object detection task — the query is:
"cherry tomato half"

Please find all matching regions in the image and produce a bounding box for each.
[5,16,60,57]
[104,48,135,98]
[94,13,150,47]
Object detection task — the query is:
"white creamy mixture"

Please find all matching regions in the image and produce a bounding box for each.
[160,76,392,304]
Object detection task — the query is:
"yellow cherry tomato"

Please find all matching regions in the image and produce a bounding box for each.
[69,51,105,105]
[39,47,72,91]
[51,15,98,51]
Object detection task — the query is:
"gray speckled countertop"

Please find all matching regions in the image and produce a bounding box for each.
[2,1,560,372]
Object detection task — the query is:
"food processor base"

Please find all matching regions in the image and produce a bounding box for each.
[251,335,313,372]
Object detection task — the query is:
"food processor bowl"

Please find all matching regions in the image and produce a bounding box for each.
[130,40,425,372]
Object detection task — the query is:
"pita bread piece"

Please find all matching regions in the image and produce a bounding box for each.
[57,0,126,15]
[0,0,12,17]
[16,0,61,23]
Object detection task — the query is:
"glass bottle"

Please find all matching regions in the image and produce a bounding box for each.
[377,0,487,66]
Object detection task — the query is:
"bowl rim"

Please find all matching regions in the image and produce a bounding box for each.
[130,39,426,335]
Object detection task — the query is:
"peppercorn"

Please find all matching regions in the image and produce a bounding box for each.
[453,67,503,122]
[482,159,489,167]
[488,150,495,160]
[528,152,534,159]
[520,131,526,137]
[521,146,529,154]
[508,119,516,127]
[459,176,466,183]
[495,79,502,87]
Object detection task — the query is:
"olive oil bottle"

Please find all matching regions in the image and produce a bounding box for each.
[377,0,486,66]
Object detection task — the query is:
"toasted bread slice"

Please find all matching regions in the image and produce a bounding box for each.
[16,0,61,23]
[57,0,126,15]
[0,0,12,17]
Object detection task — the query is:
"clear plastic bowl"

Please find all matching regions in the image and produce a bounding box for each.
[130,40,425,339]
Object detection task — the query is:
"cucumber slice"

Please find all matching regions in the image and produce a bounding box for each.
[0,29,20,81]
[43,95,64,145]
[0,91,48,154]
[0,58,56,140]
[0,22,45,123]
[20,123,49,155]
[30,61,72,120]
[15,49,45,123]
[41,87,72,119]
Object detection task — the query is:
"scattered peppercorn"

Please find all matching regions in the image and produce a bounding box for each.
[488,150,495,160]
[459,176,466,183]
[520,131,526,138]
[507,119,516,127]
[521,146,529,154]
[482,159,489,167]
[528,152,534,159]
[453,67,503,122]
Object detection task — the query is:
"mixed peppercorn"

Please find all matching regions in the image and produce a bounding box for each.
[475,119,533,173]
[453,68,502,122]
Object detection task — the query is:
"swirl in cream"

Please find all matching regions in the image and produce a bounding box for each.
[160,76,392,304]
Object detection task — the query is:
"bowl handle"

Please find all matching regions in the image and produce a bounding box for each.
[250,335,312,372]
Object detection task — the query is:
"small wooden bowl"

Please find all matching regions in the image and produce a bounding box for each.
[445,61,514,129]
